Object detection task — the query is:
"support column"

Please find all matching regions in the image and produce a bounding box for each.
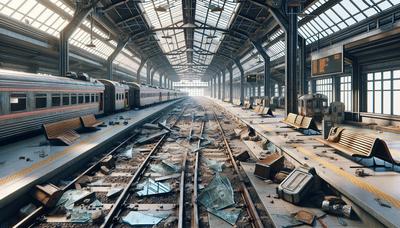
[218,73,221,100]
[285,6,298,115]
[352,58,361,120]
[235,60,245,105]
[257,80,261,97]
[146,63,152,84]
[222,71,226,101]
[299,36,307,95]
[59,1,98,76]
[107,38,129,80]
[229,66,233,103]
[159,74,163,87]
[333,76,340,102]
[252,42,271,98]
[137,59,147,84]
[213,76,217,98]
[150,69,156,85]
[164,77,167,88]
[210,79,213,97]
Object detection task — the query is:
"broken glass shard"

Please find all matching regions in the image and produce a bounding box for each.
[208,208,241,225]
[122,211,171,226]
[197,173,234,210]
[203,157,224,172]
[136,179,172,196]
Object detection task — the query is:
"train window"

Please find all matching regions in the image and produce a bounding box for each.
[10,94,27,112]
[95,94,99,102]
[78,94,84,104]
[71,94,77,105]
[85,94,90,103]
[35,94,47,109]
[51,94,61,107]
[62,94,70,106]
[91,94,95,102]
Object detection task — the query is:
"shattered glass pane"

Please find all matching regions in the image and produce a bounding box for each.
[119,147,133,159]
[106,187,123,198]
[208,208,241,225]
[203,157,224,172]
[136,179,172,196]
[198,174,234,210]
[56,190,91,210]
[122,211,171,226]
[70,208,91,224]
[150,160,181,175]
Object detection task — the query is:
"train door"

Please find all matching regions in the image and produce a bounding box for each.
[125,91,129,109]
[99,93,104,112]
[159,92,162,102]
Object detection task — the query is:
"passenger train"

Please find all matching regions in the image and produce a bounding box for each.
[0,69,187,143]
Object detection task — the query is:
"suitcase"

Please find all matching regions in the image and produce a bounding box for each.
[277,166,314,204]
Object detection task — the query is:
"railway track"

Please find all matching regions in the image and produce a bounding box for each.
[12,98,271,228]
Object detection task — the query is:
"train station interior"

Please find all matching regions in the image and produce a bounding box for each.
[1,0,400,227]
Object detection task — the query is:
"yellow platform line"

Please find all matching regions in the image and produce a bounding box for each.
[0,130,105,186]
[296,146,400,208]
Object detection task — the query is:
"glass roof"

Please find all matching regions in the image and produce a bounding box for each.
[0,0,140,74]
[139,0,239,70]
[299,0,400,44]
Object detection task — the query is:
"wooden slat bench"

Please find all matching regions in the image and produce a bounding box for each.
[315,127,399,165]
[281,113,318,131]
[43,118,82,145]
[80,114,103,129]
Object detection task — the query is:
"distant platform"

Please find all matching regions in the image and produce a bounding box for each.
[0,99,182,209]
[209,97,400,228]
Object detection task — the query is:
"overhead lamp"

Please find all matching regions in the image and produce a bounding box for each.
[206,35,217,39]
[186,48,194,52]
[208,4,224,12]
[155,5,168,12]
[86,13,96,48]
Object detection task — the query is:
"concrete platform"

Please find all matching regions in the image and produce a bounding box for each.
[0,99,182,208]
[209,98,400,228]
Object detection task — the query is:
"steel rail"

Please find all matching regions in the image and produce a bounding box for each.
[192,112,205,228]
[101,107,187,228]
[210,106,264,228]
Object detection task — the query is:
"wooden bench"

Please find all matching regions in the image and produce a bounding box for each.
[281,113,318,131]
[254,105,274,117]
[43,118,82,145]
[243,100,252,109]
[80,114,103,129]
[315,127,399,165]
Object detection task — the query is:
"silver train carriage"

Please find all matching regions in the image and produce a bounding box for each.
[298,93,328,120]
[0,69,105,143]
[98,79,129,114]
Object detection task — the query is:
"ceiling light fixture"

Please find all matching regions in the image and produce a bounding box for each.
[86,13,96,48]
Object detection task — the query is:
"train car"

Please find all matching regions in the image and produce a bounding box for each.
[98,79,129,114]
[140,85,166,106]
[0,69,105,142]
[298,93,328,121]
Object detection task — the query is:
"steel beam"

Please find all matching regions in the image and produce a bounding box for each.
[106,38,129,80]
[59,1,99,76]
[285,7,298,115]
